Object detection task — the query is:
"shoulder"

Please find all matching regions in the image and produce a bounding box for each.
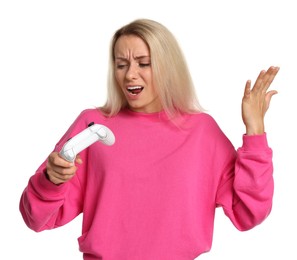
[188,112,234,151]
[185,112,220,129]
[63,108,109,135]
[75,108,109,124]
[184,112,230,141]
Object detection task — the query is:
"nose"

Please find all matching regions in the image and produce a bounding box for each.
[125,63,138,80]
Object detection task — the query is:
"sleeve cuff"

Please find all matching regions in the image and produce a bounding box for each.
[241,132,270,151]
[35,169,68,196]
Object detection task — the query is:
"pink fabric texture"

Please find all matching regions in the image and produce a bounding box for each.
[20,108,274,259]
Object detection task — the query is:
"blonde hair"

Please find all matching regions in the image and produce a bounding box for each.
[101,18,204,118]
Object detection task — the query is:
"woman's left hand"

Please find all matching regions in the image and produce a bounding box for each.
[242,66,279,135]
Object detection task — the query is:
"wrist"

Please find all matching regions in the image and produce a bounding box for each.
[245,126,265,135]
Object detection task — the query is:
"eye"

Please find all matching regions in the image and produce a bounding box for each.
[116,64,128,69]
[139,63,150,68]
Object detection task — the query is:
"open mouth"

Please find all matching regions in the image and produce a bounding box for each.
[127,86,144,96]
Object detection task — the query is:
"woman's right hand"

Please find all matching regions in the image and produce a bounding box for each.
[46,152,82,185]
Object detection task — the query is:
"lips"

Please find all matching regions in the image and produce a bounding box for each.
[127,86,144,95]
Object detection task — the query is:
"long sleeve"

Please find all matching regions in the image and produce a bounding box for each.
[216,133,274,231]
[19,110,92,232]
[19,161,84,232]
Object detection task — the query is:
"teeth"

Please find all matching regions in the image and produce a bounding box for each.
[127,86,142,90]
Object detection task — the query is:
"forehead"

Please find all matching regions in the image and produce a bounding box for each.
[114,35,150,57]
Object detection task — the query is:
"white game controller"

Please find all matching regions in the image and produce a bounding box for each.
[59,122,115,162]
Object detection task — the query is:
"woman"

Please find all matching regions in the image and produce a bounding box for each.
[20,18,279,259]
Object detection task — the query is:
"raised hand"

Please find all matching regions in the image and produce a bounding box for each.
[241,66,279,135]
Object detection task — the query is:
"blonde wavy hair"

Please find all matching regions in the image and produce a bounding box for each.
[101,18,204,118]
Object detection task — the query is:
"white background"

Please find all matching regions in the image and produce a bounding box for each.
[1,0,296,259]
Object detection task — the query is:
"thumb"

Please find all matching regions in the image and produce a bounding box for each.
[75,154,83,165]
[265,90,278,111]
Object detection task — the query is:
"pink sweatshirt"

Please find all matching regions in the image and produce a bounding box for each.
[20,108,274,259]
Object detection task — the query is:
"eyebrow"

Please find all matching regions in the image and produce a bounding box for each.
[115,55,150,61]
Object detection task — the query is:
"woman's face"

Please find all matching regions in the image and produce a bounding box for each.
[114,35,162,113]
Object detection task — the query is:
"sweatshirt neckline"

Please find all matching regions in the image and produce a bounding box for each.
[122,108,169,121]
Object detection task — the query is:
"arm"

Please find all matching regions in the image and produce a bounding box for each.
[216,66,279,230]
[19,110,94,232]
[19,158,84,232]
[216,134,274,231]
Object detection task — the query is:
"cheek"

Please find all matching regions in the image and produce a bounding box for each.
[144,72,154,89]
[114,72,123,86]
[144,70,153,83]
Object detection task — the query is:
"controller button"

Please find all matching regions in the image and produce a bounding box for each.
[98,128,107,138]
